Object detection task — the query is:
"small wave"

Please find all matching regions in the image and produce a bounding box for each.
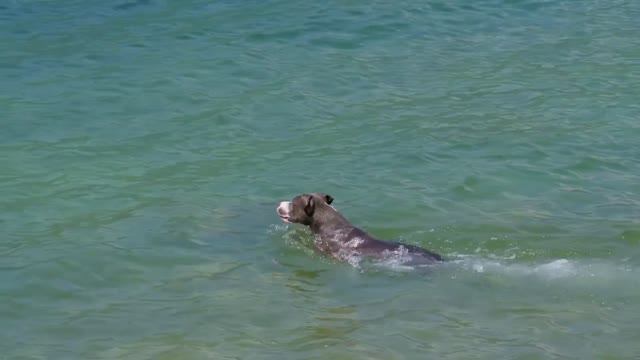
[445,254,639,286]
[337,246,428,272]
[267,224,291,233]
[348,251,638,285]
[355,253,639,290]
[354,246,440,273]
[371,246,423,272]
[452,255,582,279]
[268,224,319,258]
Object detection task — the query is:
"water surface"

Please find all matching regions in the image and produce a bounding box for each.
[2,0,640,358]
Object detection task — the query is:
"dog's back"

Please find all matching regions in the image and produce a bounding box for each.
[327,227,444,264]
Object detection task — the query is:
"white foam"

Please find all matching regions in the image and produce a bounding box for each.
[346,254,363,268]
[449,254,638,284]
[458,257,578,278]
[345,250,638,286]
[267,224,290,232]
[345,237,365,248]
[366,246,421,272]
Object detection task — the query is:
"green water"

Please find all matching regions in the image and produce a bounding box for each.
[2,0,640,358]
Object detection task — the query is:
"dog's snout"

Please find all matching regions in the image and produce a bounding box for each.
[276,201,290,216]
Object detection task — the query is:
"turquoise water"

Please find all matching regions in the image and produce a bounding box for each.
[2,0,640,358]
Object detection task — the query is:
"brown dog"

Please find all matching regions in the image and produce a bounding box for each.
[277,193,444,265]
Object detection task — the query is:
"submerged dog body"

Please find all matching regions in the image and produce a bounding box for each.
[277,193,444,265]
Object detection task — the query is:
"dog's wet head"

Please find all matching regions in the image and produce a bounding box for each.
[277,193,334,225]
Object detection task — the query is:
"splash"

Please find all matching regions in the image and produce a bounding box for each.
[358,246,431,273]
[448,254,638,284]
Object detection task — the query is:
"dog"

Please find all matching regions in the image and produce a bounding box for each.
[276,193,444,265]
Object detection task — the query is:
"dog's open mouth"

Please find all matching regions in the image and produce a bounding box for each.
[279,215,291,223]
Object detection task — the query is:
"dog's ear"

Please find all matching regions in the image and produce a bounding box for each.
[304,195,315,217]
[314,193,334,205]
[324,194,334,205]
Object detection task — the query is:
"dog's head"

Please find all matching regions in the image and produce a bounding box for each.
[277,193,334,225]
